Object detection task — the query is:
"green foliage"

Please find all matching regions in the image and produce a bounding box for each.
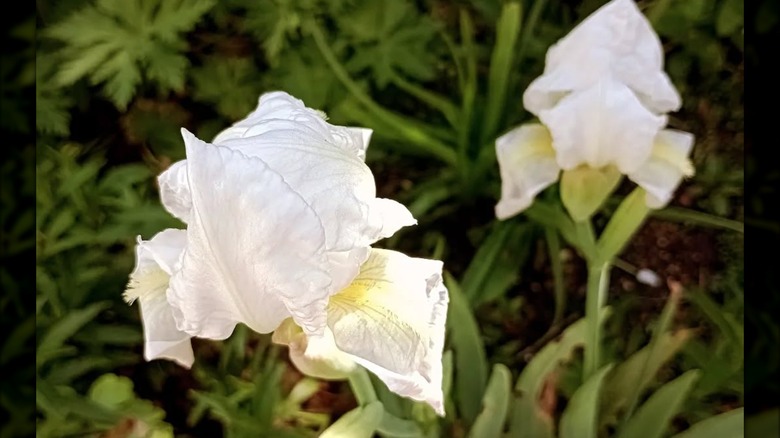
[36,54,73,136]
[559,364,613,438]
[38,373,174,437]
[241,0,344,66]
[509,314,601,438]
[122,99,191,159]
[188,329,328,437]
[337,0,441,88]
[191,56,264,120]
[617,370,701,438]
[269,41,343,110]
[46,0,215,109]
[444,275,488,424]
[672,408,744,438]
[469,364,512,438]
[652,0,743,86]
[461,221,537,306]
[321,402,383,438]
[35,145,182,435]
[1,19,34,135]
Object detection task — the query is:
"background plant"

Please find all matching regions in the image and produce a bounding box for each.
[18,0,767,436]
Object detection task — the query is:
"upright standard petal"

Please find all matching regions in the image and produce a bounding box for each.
[495,123,560,220]
[124,229,193,368]
[213,92,371,161]
[537,80,666,173]
[210,91,414,253]
[325,249,449,416]
[167,130,332,340]
[523,0,680,115]
[627,129,695,208]
[157,160,191,224]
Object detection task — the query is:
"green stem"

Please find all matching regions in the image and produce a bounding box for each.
[307,21,457,166]
[348,367,378,406]
[544,226,566,325]
[583,262,611,380]
[439,27,467,95]
[575,220,598,262]
[389,72,459,127]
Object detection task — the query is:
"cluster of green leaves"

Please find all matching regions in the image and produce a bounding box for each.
[651,0,744,83]
[31,0,752,436]
[3,9,38,438]
[186,326,331,437]
[35,145,179,436]
[45,0,215,109]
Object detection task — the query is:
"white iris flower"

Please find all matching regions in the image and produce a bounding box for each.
[124,92,449,415]
[495,0,695,221]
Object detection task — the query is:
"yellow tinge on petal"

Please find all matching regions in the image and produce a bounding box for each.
[626,129,695,208]
[124,266,169,304]
[560,165,622,222]
[274,248,448,415]
[326,248,447,415]
[495,123,561,220]
[271,318,356,380]
[650,137,695,178]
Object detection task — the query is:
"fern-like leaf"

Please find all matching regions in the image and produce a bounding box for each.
[36,55,72,136]
[46,0,215,110]
[337,0,441,88]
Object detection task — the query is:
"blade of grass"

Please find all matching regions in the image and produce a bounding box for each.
[559,364,614,438]
[444,273,488,424]
[482,2,522,143]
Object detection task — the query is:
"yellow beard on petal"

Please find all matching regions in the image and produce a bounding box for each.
[123,267,170,304]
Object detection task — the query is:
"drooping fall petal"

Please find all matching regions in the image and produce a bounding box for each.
[627,129,695,208]
[325,248,449,415]
[495,124,560,219]
[124,229,193,368]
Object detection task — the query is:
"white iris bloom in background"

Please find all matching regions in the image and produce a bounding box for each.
[124,92,449,415]
[495,0,695,221]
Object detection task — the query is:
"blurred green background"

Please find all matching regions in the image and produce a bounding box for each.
[2,0,770,436]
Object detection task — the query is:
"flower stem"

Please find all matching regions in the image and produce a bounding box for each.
[583,261,611,380]
[544,226,566,325]
[348,366,378,406]
[574,219,598,261]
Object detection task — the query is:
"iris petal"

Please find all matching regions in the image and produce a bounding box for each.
[325,248,448,415]
[124,229,193,368]
[495,123,560,219]
[628,129,695,208]
[168,130,332,339]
